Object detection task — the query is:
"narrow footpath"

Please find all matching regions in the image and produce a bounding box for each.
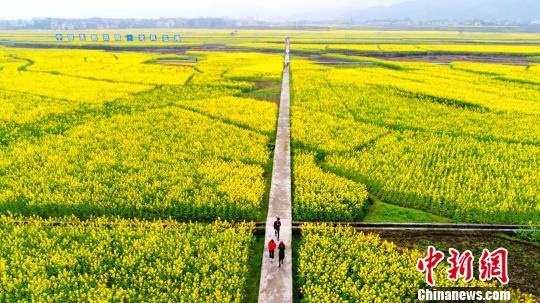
[258,38,293,303]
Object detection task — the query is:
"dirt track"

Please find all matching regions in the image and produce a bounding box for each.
[0,41,283,55]
[2,41,533,65]
[369,54,531,65]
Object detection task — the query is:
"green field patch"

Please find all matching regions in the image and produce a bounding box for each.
[240,80,281,103]
[364,197,452,223]
[389,86,492,113]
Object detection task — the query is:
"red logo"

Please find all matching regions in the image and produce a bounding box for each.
[479,248,509,285]
[416,245,445,287]
[446,248,474,283]
[416,246,509,287]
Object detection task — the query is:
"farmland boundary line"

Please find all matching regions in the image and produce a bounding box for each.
[253,222,538,234]
[3,219,535,234]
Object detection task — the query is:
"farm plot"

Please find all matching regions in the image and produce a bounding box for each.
[0,50,150,103]
[291,57,540,224]
[15,48,196,85]
[232,42,540,56]
[0,47,282,221]
[0,216,254,302]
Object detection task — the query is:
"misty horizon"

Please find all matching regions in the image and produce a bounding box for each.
[2,0,539,29]
[1,0,404,20]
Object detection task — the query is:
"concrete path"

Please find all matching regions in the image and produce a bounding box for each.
[258,38,293,303]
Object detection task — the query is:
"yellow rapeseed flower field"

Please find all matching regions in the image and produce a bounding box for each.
[291,57,540,223]
[0,47,282,220]
[0,215,254,302]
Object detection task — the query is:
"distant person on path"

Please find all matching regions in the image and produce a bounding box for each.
[278,241,286,267]
[268,239,277,259]
[274,217,281,240]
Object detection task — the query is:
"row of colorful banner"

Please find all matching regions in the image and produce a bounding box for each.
[55,33,182,42]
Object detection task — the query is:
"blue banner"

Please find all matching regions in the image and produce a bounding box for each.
[55,33,182,43]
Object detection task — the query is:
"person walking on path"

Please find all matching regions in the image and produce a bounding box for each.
[278,241,286,267]
[268,239,277,259]
[273,217,281,240]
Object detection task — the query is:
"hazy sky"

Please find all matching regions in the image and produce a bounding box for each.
[1,0,405,20]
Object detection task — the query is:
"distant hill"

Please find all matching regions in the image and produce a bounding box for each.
[343,0,540,23]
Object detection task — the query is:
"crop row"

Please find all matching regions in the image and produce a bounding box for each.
[0,48,282,221]
[0,216,255,302]
[293,150,368,221]
[233,42,540,55]
[290,58,540,223]
[328,131,540,224]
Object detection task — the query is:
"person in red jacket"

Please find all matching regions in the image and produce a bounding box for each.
[268,239,277,259]
[278,241,286,267]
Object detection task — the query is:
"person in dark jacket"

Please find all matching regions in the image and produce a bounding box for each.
[273,217,281,240]
[268,239,277,259]
[278,241,285,267]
